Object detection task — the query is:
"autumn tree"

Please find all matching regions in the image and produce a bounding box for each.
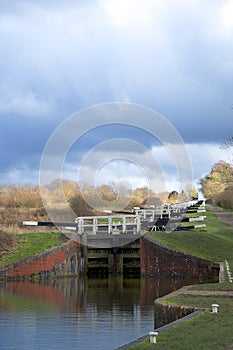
[0,184,43,208]
[185,185,198,201]
[167,190,179,203]
[200,161,233,208]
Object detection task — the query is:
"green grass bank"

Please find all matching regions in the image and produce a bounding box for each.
[0,232,63,266]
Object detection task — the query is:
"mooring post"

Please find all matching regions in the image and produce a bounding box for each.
[149,331,158,343]
[212,304,219,313]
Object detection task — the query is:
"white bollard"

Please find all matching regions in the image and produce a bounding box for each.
[212,304,219,313]
[149,331,158,343]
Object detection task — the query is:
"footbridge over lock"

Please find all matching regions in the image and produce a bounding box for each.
[65,214,143,276]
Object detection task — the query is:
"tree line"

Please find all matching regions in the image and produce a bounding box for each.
[0,180,196,216]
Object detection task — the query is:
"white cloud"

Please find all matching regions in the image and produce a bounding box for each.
[100,0,163,28]
[60,141,232,194]
[186,143,233,179]
[1,167,39,185]
[0,91,55,118]
[219,0,233,35]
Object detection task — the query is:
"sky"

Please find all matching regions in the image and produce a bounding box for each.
[0,0,233,197]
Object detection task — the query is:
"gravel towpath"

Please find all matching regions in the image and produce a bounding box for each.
[208,204,233,227]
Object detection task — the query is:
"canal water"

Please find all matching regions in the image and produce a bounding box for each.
[0,277,197,350]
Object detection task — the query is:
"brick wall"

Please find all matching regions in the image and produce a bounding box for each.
[0,240,86,280]
[140,235,219,280]
[6,250,66,278]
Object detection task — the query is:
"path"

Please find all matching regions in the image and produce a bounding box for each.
[157,287,233,303]
[209,204,233,227]
[178,287,233,297]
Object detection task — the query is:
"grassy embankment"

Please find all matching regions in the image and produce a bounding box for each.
[0,232,63,267]
[130,206,233,349]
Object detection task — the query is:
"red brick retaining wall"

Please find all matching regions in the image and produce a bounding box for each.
[6,250,66,278]
[140,235,219,280]
[0,240,85,280]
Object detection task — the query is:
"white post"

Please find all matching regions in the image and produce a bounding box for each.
[136,216,140,233]
[122,217,126,233]
[93,217,97,234]
[168,205,171,218]
[149,331,158,343]
[212,304,219,313]
[108,217,112,234]
[78,218,83,235]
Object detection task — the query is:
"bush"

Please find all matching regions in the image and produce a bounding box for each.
[216,185,233,210]
[0,230,15,260]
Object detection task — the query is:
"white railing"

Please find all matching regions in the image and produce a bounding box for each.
[134,200,205,220]
[74,215,141,235]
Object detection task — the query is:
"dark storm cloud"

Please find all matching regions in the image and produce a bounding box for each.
[0,0,232,182]
[0,115,55,174]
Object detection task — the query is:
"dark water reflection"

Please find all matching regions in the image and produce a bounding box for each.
[0,276,199,350]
